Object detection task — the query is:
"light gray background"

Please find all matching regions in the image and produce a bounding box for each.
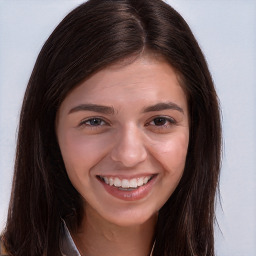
[0,1,255,255]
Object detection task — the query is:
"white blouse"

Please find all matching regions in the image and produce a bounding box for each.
[60,221,81,256]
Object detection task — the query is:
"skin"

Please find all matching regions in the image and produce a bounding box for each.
[56,55,189,256]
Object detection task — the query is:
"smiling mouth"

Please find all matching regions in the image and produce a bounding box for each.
[97,175,155,191]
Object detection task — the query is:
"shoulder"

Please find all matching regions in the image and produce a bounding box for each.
[0,239,9,256]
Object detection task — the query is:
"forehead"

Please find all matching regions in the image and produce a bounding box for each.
[59,56,187,113]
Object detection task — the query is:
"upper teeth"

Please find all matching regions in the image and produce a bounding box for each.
[100,176,152,189]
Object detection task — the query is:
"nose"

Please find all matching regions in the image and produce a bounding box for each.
[110,125,147,167]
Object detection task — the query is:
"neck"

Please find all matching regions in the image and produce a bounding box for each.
[72,206,157,256]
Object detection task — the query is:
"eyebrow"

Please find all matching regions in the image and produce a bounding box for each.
[68,104,115,115]
[143,102,184,114]
[68,102,184,115]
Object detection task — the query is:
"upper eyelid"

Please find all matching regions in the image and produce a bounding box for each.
[78,115,176,126]
[79,117,110,126]
[146,116,177,124]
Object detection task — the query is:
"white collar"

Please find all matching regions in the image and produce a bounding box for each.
[60,220,81,256]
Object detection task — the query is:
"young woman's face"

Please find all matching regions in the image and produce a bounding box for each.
[56,56,189,227]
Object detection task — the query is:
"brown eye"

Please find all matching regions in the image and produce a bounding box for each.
[153,117,167,126]
[145,116,177,131]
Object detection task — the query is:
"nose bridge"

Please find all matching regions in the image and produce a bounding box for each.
[111,124,147,167]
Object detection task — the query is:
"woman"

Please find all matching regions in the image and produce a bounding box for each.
[1,0,221,255]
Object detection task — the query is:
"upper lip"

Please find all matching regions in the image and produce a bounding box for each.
[96,173,157,179]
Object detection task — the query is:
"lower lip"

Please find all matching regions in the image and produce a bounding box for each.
[98,176,157,201]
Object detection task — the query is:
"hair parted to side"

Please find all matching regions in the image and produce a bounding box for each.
[1,0,221,255]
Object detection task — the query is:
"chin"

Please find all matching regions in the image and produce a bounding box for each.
[102,208,158,227]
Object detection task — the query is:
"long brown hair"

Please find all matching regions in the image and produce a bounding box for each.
[1,0,221,255]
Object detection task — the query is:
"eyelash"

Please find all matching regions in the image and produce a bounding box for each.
[79,117,109,128]
[79,116,176,129]
[146,116,177,128]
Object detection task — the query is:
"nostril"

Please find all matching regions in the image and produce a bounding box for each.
[111,151,147,167]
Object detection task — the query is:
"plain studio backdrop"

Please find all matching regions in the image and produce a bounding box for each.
[0,1,255,255]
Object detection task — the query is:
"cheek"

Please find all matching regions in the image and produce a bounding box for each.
[149,132,189,209]
[151,132,189,173]
[58,131,110,176]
